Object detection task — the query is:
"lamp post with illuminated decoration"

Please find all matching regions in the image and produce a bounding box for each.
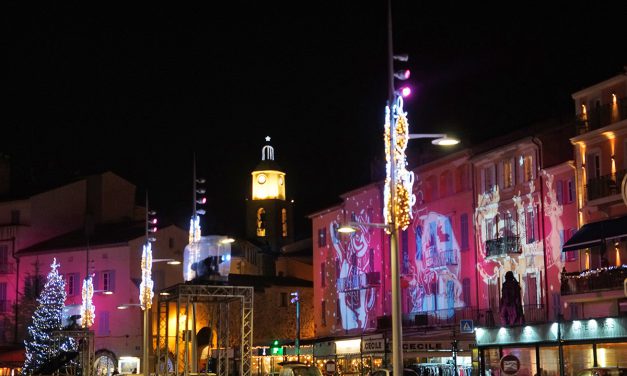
[140,193,158,376]
[383,2,459,374]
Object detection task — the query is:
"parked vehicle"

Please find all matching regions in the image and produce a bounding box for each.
[278,361,323,376]
[576,367,627,376]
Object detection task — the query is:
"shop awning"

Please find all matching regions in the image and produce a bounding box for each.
[562,216,627,252]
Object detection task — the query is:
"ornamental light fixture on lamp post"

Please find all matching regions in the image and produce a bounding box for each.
[384,1,459,374]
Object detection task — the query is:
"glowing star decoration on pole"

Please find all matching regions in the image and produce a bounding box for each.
[81,274,95,328]
[139,242,154,310]
[384,95,415,233]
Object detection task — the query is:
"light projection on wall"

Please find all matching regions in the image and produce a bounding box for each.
[408,212,463,317]
[330,208,378,331]
[542,171,565,272]
[474,178,546,307]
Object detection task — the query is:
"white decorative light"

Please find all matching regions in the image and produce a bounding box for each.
[383,95,415,232]
[81,275,95,328]
[139,242,154,310]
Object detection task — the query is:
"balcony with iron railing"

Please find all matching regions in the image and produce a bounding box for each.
[379,304,547,330]
[586,169,627,201]
[423,248,459,268]
[561,265,627,295]
[576,97,627,135]
[485,236,522,258]
[336,272,380,292]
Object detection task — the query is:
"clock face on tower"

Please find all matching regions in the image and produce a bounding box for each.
[257,174,267,184]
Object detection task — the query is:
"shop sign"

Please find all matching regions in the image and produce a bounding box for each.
[500,354,520,375]
[361,338,385,353]
[562,317,627,341]
[476,323,556,346]
[403,341,446,352]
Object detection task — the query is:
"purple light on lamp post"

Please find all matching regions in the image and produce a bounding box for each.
[399,86,411,98]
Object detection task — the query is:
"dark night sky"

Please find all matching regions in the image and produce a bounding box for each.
[3,2,626,239]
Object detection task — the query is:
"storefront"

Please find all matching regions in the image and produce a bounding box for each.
[476,317,627,376]
[311,334,477,376]
[252,345,313,376]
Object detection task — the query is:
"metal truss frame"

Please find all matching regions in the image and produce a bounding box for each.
[155,284,253,376]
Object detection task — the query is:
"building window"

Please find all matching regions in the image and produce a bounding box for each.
[485,218,496,241]
[0,245,8,273]
[565,229,578,262]
[318,228,327,247]
[336,299,342,324]
[66,273,80,296]
[320,263,326,288]
[483,164,496,192]
[523,155,535,181]
[556,180,564,204]
[256,208,266,237]
[566,178,575,203]
[280,292,288,307]
[462,278,471,307]
[0,282,7,313]
[97,311,110,336]
[10,210,20,225]
[98,271,115,293]
[503,158,514,188]
[586,152,601,180]
[460,214,469,251]
[281,208,287,237]
[525,209,537,244]
[168,237,174,249]
[321,301,326,327]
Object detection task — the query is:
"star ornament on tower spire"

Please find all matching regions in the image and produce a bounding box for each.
[265,136,271,142]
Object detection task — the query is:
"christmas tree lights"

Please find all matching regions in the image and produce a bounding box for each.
[23,258,74,374]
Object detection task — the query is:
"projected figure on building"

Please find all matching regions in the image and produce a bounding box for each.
[330,208,377,331]
[410,212,463,317]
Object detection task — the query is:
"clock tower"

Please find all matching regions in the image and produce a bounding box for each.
[246,137,293,252]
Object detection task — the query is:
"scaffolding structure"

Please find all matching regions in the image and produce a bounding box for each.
[155,284,253,376]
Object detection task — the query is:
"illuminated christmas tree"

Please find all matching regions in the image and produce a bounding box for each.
[23,258,70,374]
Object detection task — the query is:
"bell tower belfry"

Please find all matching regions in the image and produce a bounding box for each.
[246,136,293,252]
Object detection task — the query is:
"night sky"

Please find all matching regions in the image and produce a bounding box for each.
[3,2,626,240]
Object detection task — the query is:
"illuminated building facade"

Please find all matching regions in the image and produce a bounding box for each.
[0,171,187,375]
[311,150,477,374]
[476,72,627,376]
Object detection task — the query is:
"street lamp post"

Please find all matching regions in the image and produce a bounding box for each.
[140,194,158,376]
[384,2,459,374]
[290,292,300,362]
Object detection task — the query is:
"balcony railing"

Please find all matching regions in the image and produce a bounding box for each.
[586,169,626,201]
[561,265,627,295]
[0,263,14,274]
[389,304,547,330]
[336,272,380,292]
[576,97,627,135]
[485,236,521,258]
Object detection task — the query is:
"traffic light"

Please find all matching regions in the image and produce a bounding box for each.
[270,339,283,356]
